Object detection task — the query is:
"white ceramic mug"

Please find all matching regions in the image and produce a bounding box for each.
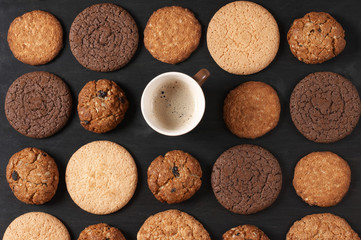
[141,69,210,136]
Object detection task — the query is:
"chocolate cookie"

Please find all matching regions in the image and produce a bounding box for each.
[293,152,351,207]
[290,72,361,143]
[287,12,346,64]
[5,71,72,138]
[6,148,59,205]
[78,223,126,240]
[137,209,211,240]
[78,79,128,133]
[287,213,360,240]
[69,3,138,72]
[211,144,282,214]
[144,6,201,64]
[147,150,202,204]
[223,81,280,139]
[8,10,63,65]
[223,225,270,240]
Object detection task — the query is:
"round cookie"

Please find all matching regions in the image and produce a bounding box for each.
[78,223,126,240]
[293,152,351,207]
[287,12,346,64]
[211,144,282,214]
[144,6,201,64]
[78,79,129,133]
[69,3,138,72]
[223,225,270,240]
[290,72,361,143]
[207,1,279,75]
[66,141,137,215]
[223,81,280,139]
[5,71,72,138]
[7,10,63,65]
[286,213,360,240]
[6,148,59,205]
[147,150,202,204]
[3,212,70,240]
[137,209,211,240]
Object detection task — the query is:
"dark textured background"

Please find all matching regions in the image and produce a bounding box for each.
[0,0,360,239]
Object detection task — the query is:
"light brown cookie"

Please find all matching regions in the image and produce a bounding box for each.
[223,225,270,240]
[77,79,129,133]
[7,10,63,65]
[78,223,126,240]
[3,212,70,240]
[293,152,351,207]
[66,141,137,215]
[147,150,202,204]
[137,209,211,240]
[6,147,59,205]
[223,81,280,139]
[144,6,201,64]
[207,1,279,75]
[286,213,360,240]
[287,12,346,64]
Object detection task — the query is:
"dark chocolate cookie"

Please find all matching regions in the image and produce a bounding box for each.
[78,223,126,240]
[211,144,282,214]
[69,3,138,72]
[6,148,59,205]
[290,72,361,143]
[77,79,128,133]
[147,150,202,204]
[5,71,72,138]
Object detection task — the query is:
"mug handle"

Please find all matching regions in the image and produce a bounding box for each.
[193,69,210,86]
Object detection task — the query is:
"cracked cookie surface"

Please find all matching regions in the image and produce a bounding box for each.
[223,224,270,240]
[212,144,282,214]
[78,223,126,240]
[5,71,72,138]
[287,12,346,64]
[137,209,211,240]
[78,79,128,133]
[290,72,361,143]
[6,148,59,204]
[147,150,202,204]
[286,213,360,240]
[69,3,138,72]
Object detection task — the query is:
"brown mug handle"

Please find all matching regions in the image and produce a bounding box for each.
[193,69,210,86]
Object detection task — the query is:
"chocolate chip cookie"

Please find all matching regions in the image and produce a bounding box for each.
[290,72,361,143]
[147,150,202,204]
[6,148,59,205]
[212,144,282,214]
[69,3,138,72]
[287,12,346,64]
[78,223,126,240]
[5,71,72,138]
[223,225,270,240]
[77,79,128,133]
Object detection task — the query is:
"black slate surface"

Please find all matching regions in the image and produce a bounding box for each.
[0,0,360,239]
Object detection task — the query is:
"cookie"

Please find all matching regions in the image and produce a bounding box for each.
[78,223,126,240]
[147,150,202,204]
[66,141,137,215]
[78,79,129,133]
[3,212,70,240]
[211,144,282,214]
[290,72,361,143]
[287,12,346,64]
[286,213,360,240]
[293,152,351,207]
[5,71,72,138]
[144,6,201,64]
[223,81,280,139]
[207,1,279,75]
[7,10,63,65]
[223,225,270,240]
[6,148,59,205]
[69,3,138,72]
[137,209,211,240]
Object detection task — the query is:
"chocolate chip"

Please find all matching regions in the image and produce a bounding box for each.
[318,28,322,32]
[12,171,18,181]
[97,90,107,98]
[42,153,47,157]
[172,166,180,177]
[171,188,176,192]
[82,120,89,125]
[119,96,125,104]
[236,233,240,236]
